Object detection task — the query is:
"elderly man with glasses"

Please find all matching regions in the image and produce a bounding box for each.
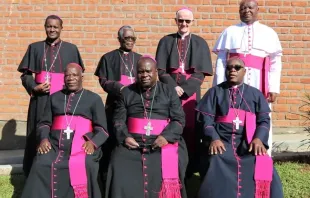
[94,25,142,192]
[155,7,213,179]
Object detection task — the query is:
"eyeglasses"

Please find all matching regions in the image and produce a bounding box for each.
[226,64,244,71]
[177,19,192,24]
[123,36,137,41]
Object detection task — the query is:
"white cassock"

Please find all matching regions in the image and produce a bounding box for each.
[212,21,283,156]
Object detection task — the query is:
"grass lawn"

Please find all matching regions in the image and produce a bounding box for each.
[0,162,309,198]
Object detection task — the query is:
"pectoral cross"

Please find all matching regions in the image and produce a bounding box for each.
[144,122,153,136]
[233,116,242,130]
[45,73,51,83]
[128,73,135,84]
[180,62,185,73]
[64,126,73,139]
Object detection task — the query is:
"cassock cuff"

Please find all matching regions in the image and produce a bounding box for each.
[38,125,50,141]
[254,126,270,148]
[83,129,109,148]
[204,126,221,141]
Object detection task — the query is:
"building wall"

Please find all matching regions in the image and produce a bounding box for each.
[1,0,309,127]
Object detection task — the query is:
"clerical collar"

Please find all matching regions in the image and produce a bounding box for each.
[45,38,62,46]
[138,82,157,92]
[119,48,131,55]
[65,87,84,95]
[177,32,190,40]
[240,20,259,27]
[228,83,244,89]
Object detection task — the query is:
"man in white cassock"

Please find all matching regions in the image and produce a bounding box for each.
[212,0,282,155]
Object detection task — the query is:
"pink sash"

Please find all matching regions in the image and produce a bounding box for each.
[119,74,135,86]
[35,71,64,95]
[216,108,273,198]
[170,67,196,154]
[229,53,270,98]
[52,116,93,198]
[127,117,181,198]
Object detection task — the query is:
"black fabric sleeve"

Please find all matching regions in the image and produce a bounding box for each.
[95,56,123,95]
[20,71,38,96]
[160,87,185,143]
[181,72,205,97]
[156,37,178,87]
[254,91,271,148]
[196,88,221,141]
[37,96,52,141]
[112,90,133,144]
[83,95,109,148]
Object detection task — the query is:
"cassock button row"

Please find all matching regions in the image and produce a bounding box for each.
[144,166,147,169]
[145,182,148,185]
[144,174,147,176]
[145,190,148,193]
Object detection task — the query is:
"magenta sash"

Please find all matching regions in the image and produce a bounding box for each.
[216,108,273,198]
[127,117,181,198]
[229,53,270,98]
[52,115,92,198]
[35,71,64,95]
[119,74,135,86]
[127,117,169,135]
[170,67,196,154]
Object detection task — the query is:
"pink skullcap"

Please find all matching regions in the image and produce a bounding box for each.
[66,63,84,72]
[176,7,193,15]
[140,55,157,63]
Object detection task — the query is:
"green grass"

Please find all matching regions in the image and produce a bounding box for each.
[0,162,309,198]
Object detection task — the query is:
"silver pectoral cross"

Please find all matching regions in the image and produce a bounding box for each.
[233,116,242,130]
[180,62,185,73]
[45,72,51,83]
[128,73,135,83]
[64,125,73,139]
[144,122,153,136]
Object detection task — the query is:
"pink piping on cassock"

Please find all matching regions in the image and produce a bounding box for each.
[127,118,182,198]
[52,115,93,198]
[216,108,273,198]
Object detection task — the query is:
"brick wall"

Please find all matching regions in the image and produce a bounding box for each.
[1,0,309,127]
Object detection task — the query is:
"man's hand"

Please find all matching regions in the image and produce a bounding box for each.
[82,141,95,155]
[152,135,168,150]
[209,140,226,155]
[125,137,139,149]
[267,92,277,103]
[37,139,51,154]
[175,86,184,97]
[249,138,267,156]
[33,82,51,94]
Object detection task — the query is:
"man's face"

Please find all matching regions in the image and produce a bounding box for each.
[64,66,83,92]
[239,0,259,24]
[175,10,193,35]
[225,59,246,85]
[119,29,136,51]
[45,18,62,40]
[136,59,157,89]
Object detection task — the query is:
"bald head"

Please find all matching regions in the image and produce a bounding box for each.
[176,8,194,20]
[239,0,259,24]
[240,0,258,6]
[136,56,158,89]
[175,8,194,35]
[64,63,83,92]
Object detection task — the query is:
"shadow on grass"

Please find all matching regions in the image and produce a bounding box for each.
[10,173,25,198]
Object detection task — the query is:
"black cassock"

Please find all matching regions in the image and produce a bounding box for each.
[21,89,109,198]
[94,49,141,171]
[106,82,188,198]
[196,82,283,198]
[155,33,213,175]
[18,40,84,176]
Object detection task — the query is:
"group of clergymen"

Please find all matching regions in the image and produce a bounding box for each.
[18,1,285,198]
